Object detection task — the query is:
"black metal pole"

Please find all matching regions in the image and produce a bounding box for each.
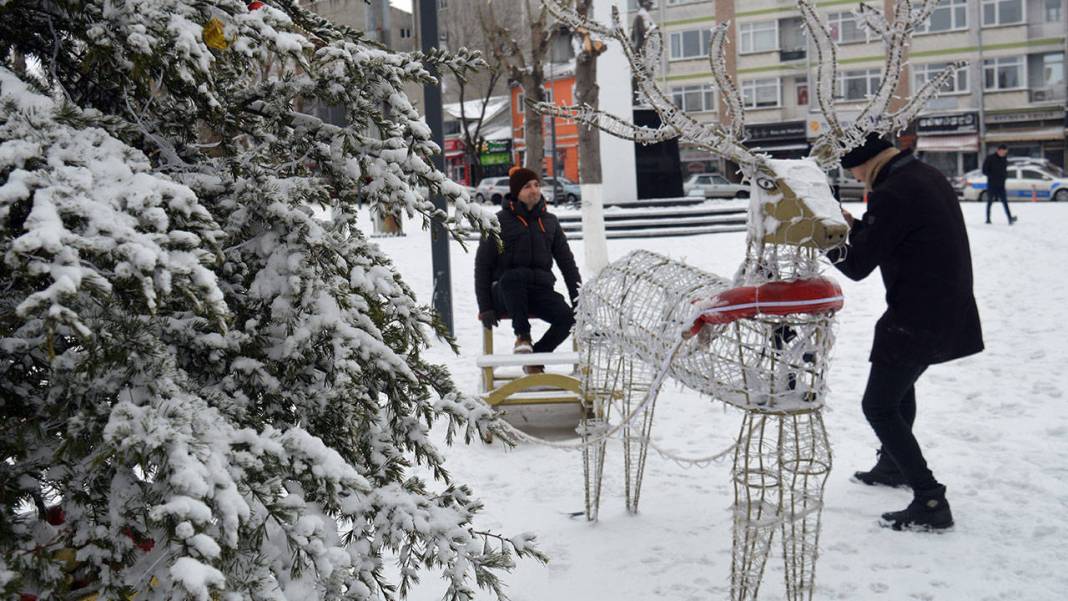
[418,0,453,335]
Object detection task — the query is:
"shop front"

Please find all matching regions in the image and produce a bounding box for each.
[479,140,513,181]
[915,111,980,179]
[679,146,720,178]
[443,137,467,185]
[745,121,810,159]
[984,108,1067,169]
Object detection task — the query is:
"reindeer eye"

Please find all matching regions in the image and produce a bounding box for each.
[756,177,777,191]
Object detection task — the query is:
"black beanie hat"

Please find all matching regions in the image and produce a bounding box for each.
[840,133,894,169]
[509,166,539,198]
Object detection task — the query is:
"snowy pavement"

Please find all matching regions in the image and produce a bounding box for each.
[375,201,1067,601]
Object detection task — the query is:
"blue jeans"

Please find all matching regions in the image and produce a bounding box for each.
[985,187,1013,223]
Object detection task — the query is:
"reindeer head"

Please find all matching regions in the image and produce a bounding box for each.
[749,159,847,251]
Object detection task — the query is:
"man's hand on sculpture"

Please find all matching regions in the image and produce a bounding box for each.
[479,310,498,330]
[841,208,855,227]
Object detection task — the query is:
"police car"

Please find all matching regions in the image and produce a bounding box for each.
[960,159,1067,202]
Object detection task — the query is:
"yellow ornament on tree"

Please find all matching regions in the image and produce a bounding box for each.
[203,17,229,50]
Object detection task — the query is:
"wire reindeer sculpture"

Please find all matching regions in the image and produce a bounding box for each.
[533,1,964,599]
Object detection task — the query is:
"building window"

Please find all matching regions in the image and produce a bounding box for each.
[983,56,1024,90]
[796,80,809,106]
[982,0,1024,26]
[1046,0,1063,22]
[836,68,881,101]
[913,62,968,94]
[741,78,781,109]
[670,83,716,112]
[916,0,968,33]
[739,21,778,54]
[438,0,447,8]
[670,29,713,60]
[626,0,658,9]
[398,28,411,39]
[1029,51,1065,97]
[826,11,869,44]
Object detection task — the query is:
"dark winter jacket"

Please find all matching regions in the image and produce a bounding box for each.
[474,195,582,313]
[982,153,1008,190]
[829,150,984,366]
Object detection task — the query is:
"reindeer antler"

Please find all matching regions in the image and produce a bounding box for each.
[535,0,763,174]
[803,0,966,168]
[708,22,746,142]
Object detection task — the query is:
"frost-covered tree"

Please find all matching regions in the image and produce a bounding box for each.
[0,2,542,600]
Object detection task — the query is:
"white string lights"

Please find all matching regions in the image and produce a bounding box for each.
[522,3,959,600]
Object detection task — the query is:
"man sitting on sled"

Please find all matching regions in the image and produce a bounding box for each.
[474,166,582,374]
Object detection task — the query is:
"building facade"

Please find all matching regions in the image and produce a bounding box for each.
[509,63,583,183]
[442,95,513,185]
[625,0,1066,178]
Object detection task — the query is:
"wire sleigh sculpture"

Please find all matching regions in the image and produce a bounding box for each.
[532,0,964,599]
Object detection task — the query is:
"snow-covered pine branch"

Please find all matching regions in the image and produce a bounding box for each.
[1,2,534,600]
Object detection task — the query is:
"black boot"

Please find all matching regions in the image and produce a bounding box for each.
[853,449,908,488]
[880,485,954,532]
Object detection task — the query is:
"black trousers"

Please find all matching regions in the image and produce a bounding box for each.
[493,268,575,353]
[861,362,940,493]
[986,186,1013,222]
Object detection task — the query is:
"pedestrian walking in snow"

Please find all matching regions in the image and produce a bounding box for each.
[475,167,582,373]
[982,144,1017,225]
[830,133,985,531]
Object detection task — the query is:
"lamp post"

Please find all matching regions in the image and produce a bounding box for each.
[419,0,453,335]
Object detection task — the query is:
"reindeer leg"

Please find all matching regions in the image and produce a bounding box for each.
[731,412,779,601]
[779,411,832,601]
[623,358,658,514]
[582,346,629,522]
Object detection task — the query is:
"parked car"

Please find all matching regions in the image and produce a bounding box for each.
[826,166,866,202]
[960,165,1068,202]
[544,176,582,205]
[474,176,511,205]
[683,173,748,199]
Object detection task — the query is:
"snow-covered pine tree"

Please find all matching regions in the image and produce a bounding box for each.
[0,2,543,600]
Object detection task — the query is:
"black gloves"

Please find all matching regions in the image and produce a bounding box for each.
[479,310,499,330]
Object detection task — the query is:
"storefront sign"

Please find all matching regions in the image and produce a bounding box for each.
[745,121,807,142]
[479,139,512,167]
[917,112,978,135]
[985,109,1065,125]
[443,138,464,153]
[479,140,511,154]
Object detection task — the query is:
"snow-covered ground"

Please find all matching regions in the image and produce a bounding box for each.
[376,201,1067,601]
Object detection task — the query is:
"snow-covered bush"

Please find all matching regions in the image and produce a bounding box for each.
[0,2,537,599]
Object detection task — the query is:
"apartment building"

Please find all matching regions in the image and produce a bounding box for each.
[307,0,423,118]
[627,0,1066,178]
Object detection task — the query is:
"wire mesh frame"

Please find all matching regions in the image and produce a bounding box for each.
[575,249,837,600]
[731,411,831,601]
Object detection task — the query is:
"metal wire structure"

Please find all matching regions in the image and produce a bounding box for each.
[528,2,958,598]
[574,248,837,601]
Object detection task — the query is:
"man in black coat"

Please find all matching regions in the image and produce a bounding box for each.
[475,167,581,371]
[830,133,984,531]
[981,144,1016,224]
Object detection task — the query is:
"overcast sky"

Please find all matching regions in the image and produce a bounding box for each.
[390,0,412,12]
